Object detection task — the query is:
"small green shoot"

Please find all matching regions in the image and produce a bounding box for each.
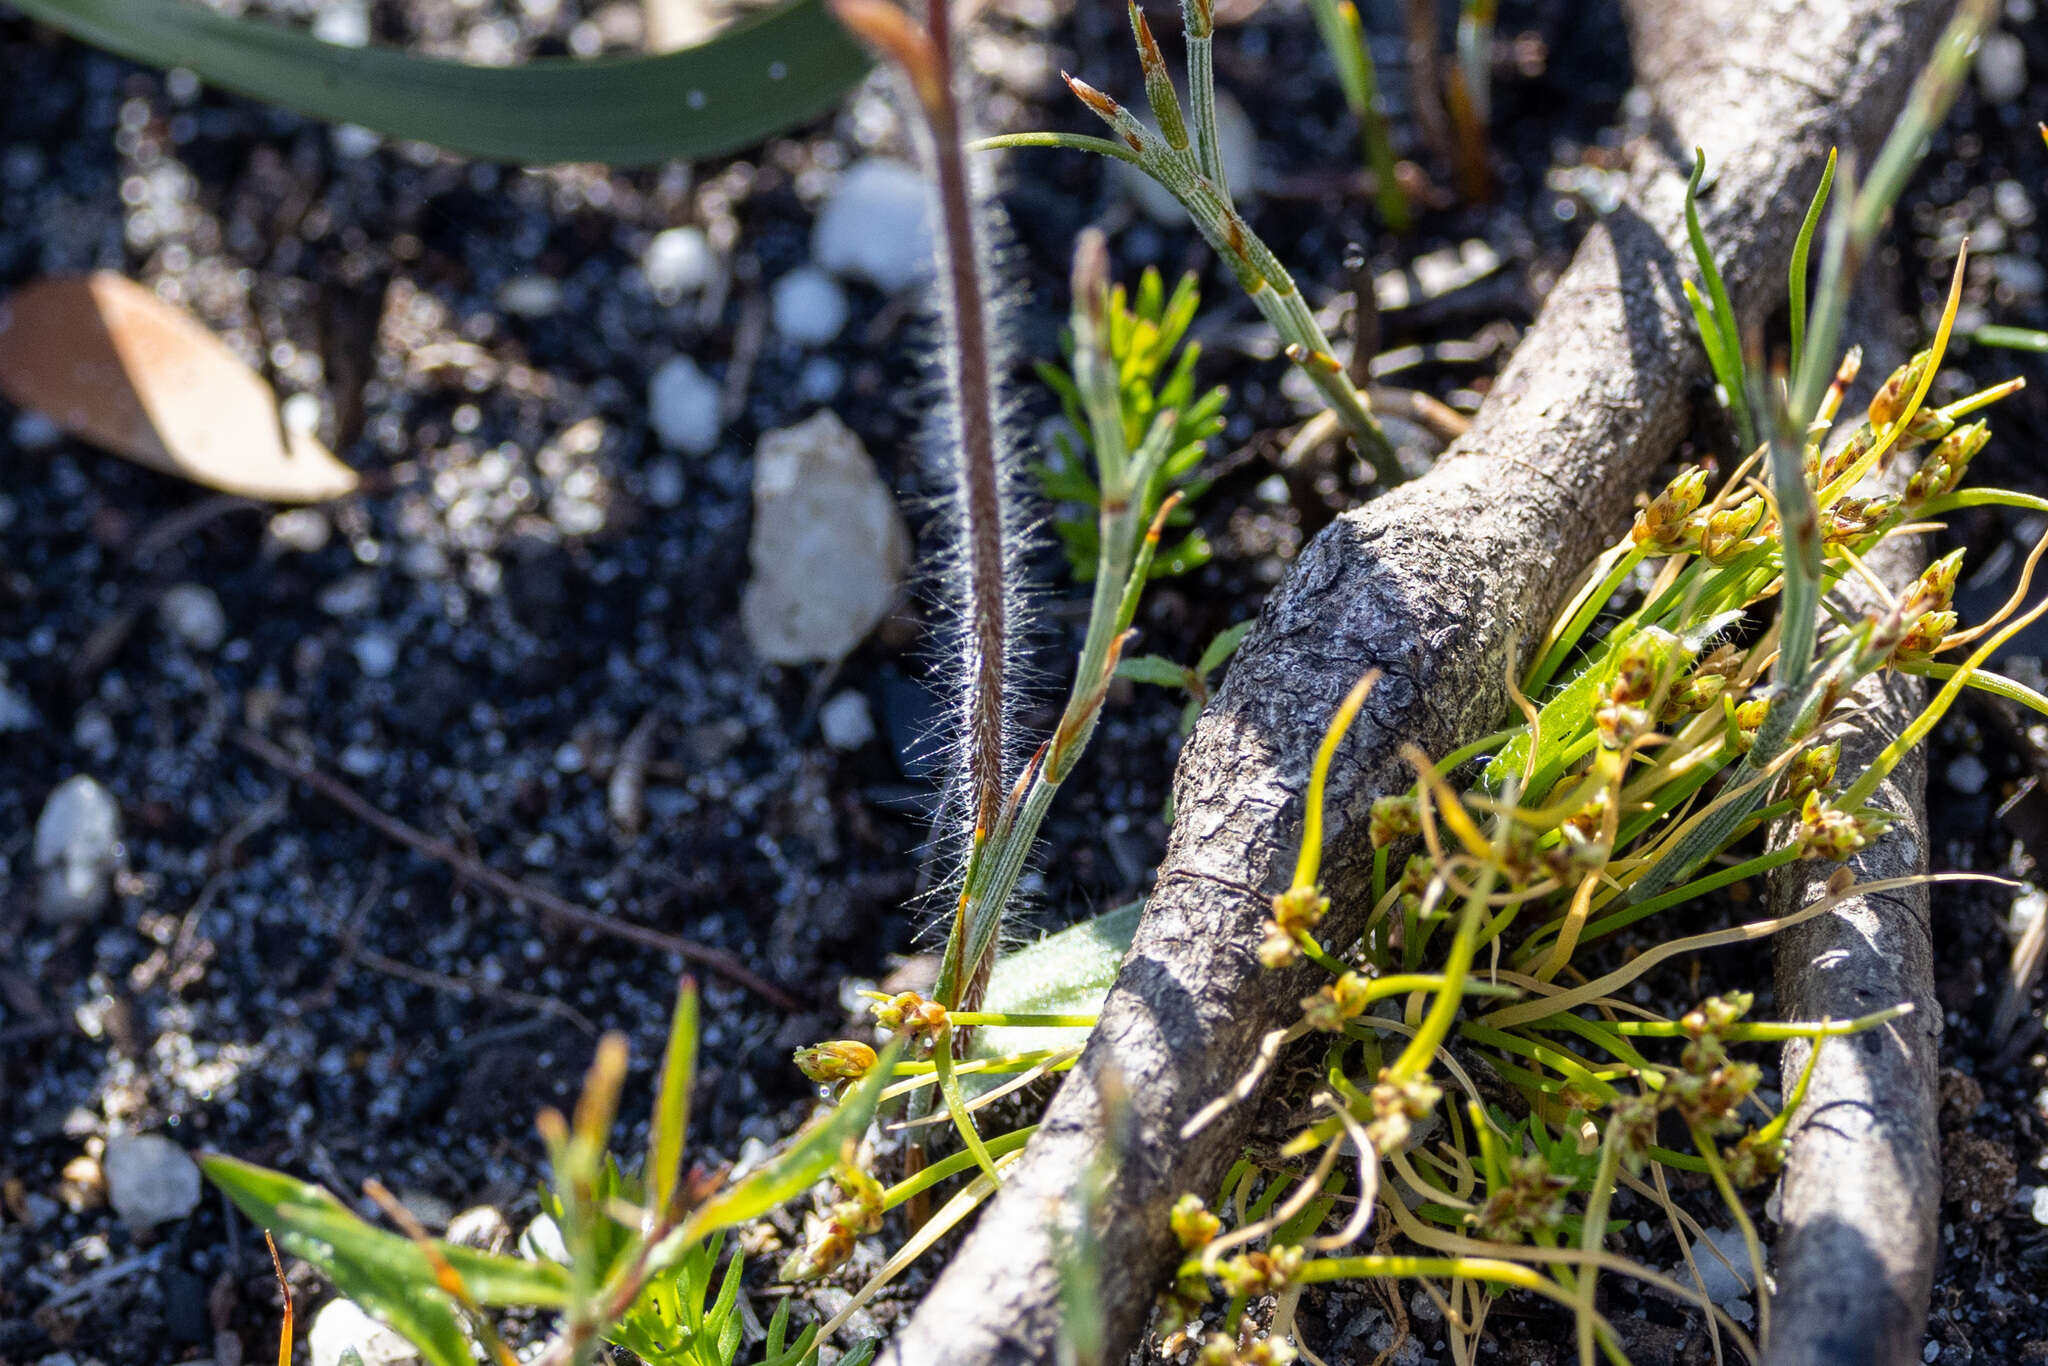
[1118,619,1254,733]
[1305,0,1410,231]
[1035,268,1228,582]
[205,983,904,1366]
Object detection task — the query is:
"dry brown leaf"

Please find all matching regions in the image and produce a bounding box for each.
[0,272,358,502]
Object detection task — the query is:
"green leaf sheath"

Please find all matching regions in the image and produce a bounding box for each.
[12,0,866,166]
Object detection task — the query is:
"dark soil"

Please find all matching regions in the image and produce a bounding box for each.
[0,1,2043,1363]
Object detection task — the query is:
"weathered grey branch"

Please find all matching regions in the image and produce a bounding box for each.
[1766,345,1937,1366]
[883,3,1954,1362]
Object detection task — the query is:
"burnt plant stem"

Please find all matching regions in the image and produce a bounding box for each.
[922,0,1009,845]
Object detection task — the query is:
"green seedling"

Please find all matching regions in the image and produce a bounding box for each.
[1119,619,1254,735]
[1305,0,1410,231]
[1035,266,1227,583]
[205,981,903,1365]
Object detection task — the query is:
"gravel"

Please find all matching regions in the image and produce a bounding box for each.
[811,158,935,293]
[647,353,724,455]
[100,1134,201,1231]
[819,690,877,753]
[771,265,850,347]
[157,583,227,652]
[31,773,122,923]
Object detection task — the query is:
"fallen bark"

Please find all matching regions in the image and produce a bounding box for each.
[883,3,1955,1361]
[1766,371,1937,1364]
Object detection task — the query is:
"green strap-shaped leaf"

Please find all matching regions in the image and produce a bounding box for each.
[200,1153,574,1309]
[201,1153,577,1366]
[673,1036,905,1244]
[11,0,868,166]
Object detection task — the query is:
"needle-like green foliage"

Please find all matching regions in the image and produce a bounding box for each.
[1035,268,1228,583]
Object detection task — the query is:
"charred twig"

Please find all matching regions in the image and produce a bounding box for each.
[229,728,801,1010]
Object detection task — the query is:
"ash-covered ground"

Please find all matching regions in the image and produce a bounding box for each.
[1,1,2045,1363]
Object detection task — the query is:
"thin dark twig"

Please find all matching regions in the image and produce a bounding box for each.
[352,947,600,1037]
[229,729,802,1010]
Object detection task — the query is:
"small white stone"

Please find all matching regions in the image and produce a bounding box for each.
[642,227,715,297]
[352,631,399,679]
[819,690,876,751]
[2031,1185,2048,1225]
[331,124,382,160]
[520,1213,570,1263]
[1977,30,2028,104]
[498,275,563,318]
[159,583,227,651]
[648,355,723,455]
[812,159,934,292]
[318,573,378,616]
[1993,253,2047,299]
[311,0,370,47]
[280,391,323,439]
[34,775,121,922]
[1946,753,1990,796]
[1924,1340,1942,1365]
[741,411,910,664]
[102,1134,201,1230]
[771,266,849,346]
[1686,1226,1756,1306]
[268,507,332,554]
[1994,179,2035,228]
[445,1205,512,1252]
[71,706,115,760]
[309,1298,421,1366]
[797,355,845,403]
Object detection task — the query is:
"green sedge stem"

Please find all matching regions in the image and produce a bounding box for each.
[1612,1003,1909,1040]
[1787,147,1837,375]
[1976,324,2048,352]
[933,1028,1005,1186]
[1901,661,2048,720]
[882,1125,1036,1209]
[970,130,1144,165]
[1527,545,1647,697]
[1389,866,1496,1082]
[1294,670,1379,889]
[1689,1122,1770,1344]
[1575,1129,1625,1366]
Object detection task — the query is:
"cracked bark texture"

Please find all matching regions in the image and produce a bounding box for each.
[883,3,1955,1362]
[1766,352,1937,1364]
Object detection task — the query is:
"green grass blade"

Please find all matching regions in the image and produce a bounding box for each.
[201,1154,573,1308]
[1683,150,1753,448]
[1976,325,2048,353]
[647,977,700,1222]
[201,1153,575,1366]
[1195,619,1255,679]
[1787,147,1837,374]
[679,1037,904,1241]
[12,0,866,166]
